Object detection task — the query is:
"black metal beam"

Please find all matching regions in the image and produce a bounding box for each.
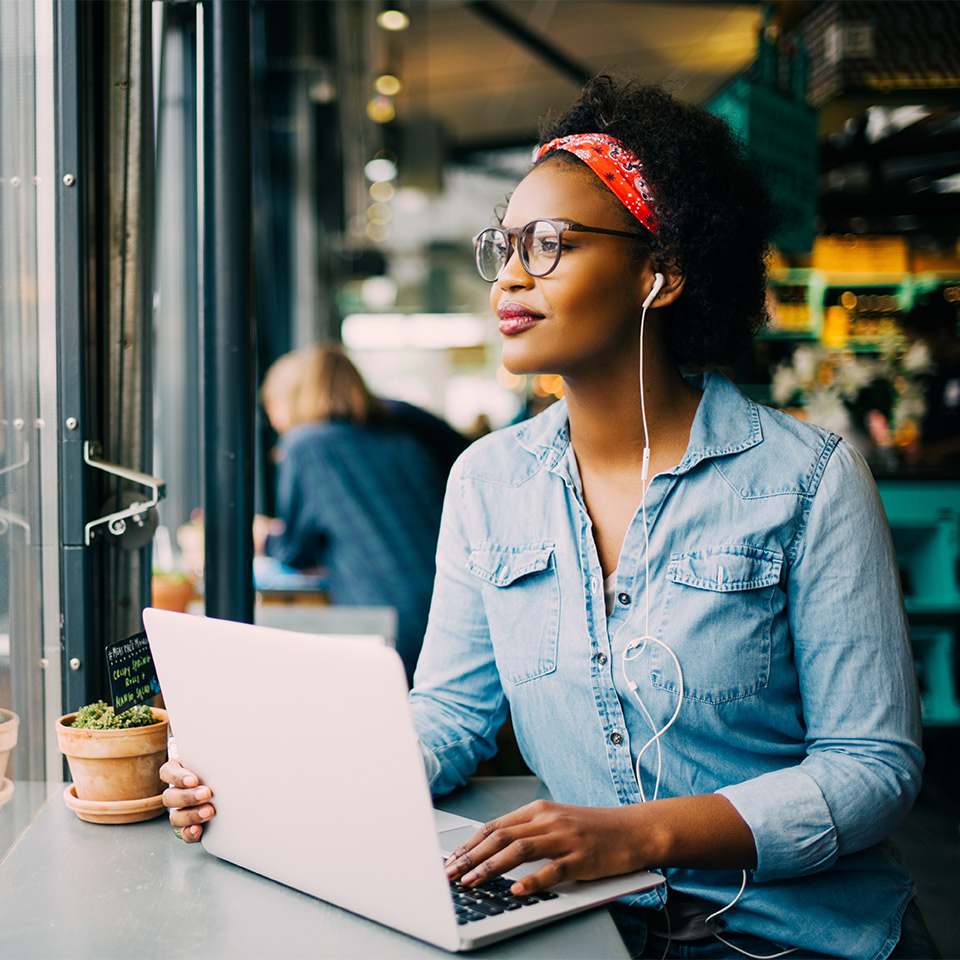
[202,0,255,623]
[56,0,94,713]
[822,128,960,168]
[818,192,960,239]
[466,1,593,87]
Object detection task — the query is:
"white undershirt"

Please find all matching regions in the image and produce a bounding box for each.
[564,444,621,619]
[604,571,618,618]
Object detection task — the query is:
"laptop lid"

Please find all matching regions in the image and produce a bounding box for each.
[143,608,463,952]
[144,609,664,952]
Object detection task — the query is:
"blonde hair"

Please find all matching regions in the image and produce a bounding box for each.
[261,343,383,431]
[260,350,307,434]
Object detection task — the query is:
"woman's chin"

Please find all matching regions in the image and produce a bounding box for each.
[500,344,551,377]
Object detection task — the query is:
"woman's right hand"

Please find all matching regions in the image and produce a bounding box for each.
[160,758,215,843]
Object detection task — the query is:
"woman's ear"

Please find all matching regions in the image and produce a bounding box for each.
[645,265,684,308]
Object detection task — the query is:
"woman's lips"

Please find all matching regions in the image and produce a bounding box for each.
[497,304,544,335]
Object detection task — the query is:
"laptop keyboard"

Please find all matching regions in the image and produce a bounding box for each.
[448,870,559,925]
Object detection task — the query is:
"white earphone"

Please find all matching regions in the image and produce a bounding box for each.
[642,272,665,310]
[629,266,797,960]
[638,272,664,484]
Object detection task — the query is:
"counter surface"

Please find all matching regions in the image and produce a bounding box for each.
[0,777,630,959]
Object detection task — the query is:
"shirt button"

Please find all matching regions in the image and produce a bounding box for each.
[617,592,631,605]
[609,731,623,745]
[595,652,607,666]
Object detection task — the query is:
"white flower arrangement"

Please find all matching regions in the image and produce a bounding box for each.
[771,335,932,454]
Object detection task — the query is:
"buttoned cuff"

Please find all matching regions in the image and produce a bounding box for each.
[717,767,839,882]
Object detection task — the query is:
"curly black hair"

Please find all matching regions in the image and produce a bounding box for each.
[537,76,776,367]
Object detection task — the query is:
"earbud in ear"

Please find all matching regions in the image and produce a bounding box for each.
[642,272,665,309]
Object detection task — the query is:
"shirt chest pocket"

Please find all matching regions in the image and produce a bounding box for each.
[653,545,783,704]
[468,542,559,684]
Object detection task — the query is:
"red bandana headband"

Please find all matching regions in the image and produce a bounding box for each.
[534,133,659,236]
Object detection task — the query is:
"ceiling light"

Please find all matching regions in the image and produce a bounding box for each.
[366,95,396,124]
[376,9,409,31]
[369,181,395,202]
[310,80,337,103]
[375,74,402,97]
[341,314,489,351]
[367,202,392,224]
[366,222,391,243]
[364,158,398,182]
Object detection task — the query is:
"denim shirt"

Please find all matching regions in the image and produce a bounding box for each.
[266,419,448,679]
[409,370,923,960]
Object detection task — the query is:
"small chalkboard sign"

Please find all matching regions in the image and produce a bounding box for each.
[105,631,162,712]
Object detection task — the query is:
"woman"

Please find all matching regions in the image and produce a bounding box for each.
[256,343,459,680]
[163,78,935,959]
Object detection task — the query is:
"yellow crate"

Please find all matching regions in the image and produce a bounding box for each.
[812,235,909,274]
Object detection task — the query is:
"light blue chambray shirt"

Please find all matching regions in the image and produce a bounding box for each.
[409,370,923,960]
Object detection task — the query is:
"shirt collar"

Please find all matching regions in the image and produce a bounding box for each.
[677,370,763,473]
[514,370,763,474]
[514,395,572,471]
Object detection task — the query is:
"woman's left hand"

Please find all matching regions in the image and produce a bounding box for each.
[444,799,651,895]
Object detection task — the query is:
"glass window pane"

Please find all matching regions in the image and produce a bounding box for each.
[0,0,47,805]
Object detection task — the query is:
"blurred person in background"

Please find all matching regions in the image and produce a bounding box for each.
[902,286,960,468]
[255,342,466,681]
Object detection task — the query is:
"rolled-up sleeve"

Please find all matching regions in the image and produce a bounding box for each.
[718,440,924,882]
[409,458,509,796]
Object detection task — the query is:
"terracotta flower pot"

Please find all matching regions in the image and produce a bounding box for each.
[151,575,195,612]
[0,708,19,807]
[56,708,169,805]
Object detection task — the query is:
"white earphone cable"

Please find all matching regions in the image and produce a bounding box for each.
[704,873,799,959]
[624,281,684,802]
[626,276,796,960]
[621,635,683,803]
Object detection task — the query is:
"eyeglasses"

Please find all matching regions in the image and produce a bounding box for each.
[472,218,649,282]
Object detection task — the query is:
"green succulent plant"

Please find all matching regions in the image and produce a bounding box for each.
[70,700,156,729]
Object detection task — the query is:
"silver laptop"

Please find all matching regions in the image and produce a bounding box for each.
[143,608,663,952]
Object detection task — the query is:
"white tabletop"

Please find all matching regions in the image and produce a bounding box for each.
[0,777,630,959]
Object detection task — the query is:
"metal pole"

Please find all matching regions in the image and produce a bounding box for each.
[202,0,254,623]
[53,0,90,715]
[155,3,201,536]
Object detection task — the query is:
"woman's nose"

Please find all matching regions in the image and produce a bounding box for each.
[497,243,534,289]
